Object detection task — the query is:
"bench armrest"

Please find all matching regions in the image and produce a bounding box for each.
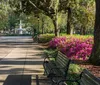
[57,79,80,85]
[44,57,49,62]
[44,56,56,62]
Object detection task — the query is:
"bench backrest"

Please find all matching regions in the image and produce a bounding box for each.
[80,69,100,85]
[55,51,71,78]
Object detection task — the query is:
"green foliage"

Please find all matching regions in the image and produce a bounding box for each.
[39,14,54,33]
[69,64,83,74]
[0,1,9,30]
[0,0,19,32]
[2,0,95,36]
[58,13,67,28]
[38,34,55,43]
[8,13,19,30]
[70,0,95,34]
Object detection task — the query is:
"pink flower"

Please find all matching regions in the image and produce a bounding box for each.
[49,36,93,61]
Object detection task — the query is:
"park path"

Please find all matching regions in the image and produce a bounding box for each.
[0,36,45,85]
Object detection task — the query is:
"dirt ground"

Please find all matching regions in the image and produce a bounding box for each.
[74,60,100,78]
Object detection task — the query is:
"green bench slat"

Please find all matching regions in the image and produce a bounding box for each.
[80,69,100,85]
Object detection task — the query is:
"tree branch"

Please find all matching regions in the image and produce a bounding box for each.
[28,0,52,18]
[28,0,40,11]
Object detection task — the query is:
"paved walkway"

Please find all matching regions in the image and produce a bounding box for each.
[0,36,45,85]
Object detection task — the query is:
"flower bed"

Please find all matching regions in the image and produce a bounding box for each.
[49,36,93,60]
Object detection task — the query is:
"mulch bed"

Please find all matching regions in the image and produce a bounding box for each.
[74,60,100,78]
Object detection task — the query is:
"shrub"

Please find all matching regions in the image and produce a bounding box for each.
[69,64,83,74]
[38,34,55,43]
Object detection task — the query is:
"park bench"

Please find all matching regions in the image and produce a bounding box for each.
[58,69,100,85]
[43,51,71,84]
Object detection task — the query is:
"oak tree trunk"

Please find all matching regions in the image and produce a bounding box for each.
[67,7,71,34]
[53,13,59,36]
[80,26,86,35]
[89,0,100,65]
[42,18,44,34]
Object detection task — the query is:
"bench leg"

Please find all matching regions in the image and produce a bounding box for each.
[43,62,47,75]
[36,75,39,85]
[43,70,46,75]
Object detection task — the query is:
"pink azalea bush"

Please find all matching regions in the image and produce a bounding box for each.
[49,37,66,48]
[49,36,93,60]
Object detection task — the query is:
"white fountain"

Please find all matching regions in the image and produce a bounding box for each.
[18,20,23,34]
